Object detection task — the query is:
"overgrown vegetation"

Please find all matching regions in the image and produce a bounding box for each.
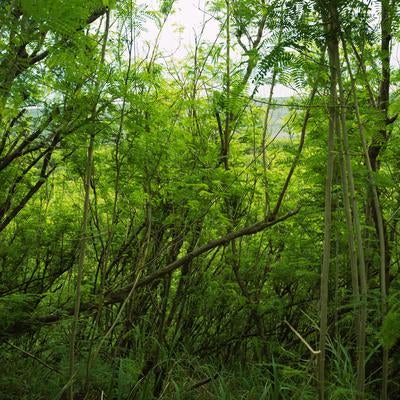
[0,0,399,399]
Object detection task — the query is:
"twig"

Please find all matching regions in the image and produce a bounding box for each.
[283,319,320,355]
[188,374,219,391]
[6,341,61,374]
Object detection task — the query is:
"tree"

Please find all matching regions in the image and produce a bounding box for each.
[1,0,399,399]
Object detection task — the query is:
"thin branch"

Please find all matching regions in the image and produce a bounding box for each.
[6,341,61,374]
[284,320,320,355]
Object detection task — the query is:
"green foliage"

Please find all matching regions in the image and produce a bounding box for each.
[381,311,400,349]
[20,0,99,34]
[160,0,174,15]
[1,0,400,399]
[102,0,116,9]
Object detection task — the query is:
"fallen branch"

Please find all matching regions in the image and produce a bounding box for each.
[106,208,300,304]
[2,209,299,337]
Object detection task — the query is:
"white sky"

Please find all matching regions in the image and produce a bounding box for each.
[136,0,399,98]
[138,0,219,57]
[136,0,295,97]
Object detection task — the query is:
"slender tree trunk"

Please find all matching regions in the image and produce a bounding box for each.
[223,0,231,171]
[336,40,368,398]
[68,131,95,400]
[68,10,110,399]
[261,69,277,217]
[342,37,389,400]
[318,3,339,398]
[376,4,392,396]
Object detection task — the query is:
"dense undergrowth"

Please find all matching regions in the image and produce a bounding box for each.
[1,0,400,399]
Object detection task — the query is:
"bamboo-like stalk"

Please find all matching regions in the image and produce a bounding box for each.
[336,38,368,399]
[223,0,231,171]
[68,10,110,400]
[342,37,388,400]
[318,3,338,399]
